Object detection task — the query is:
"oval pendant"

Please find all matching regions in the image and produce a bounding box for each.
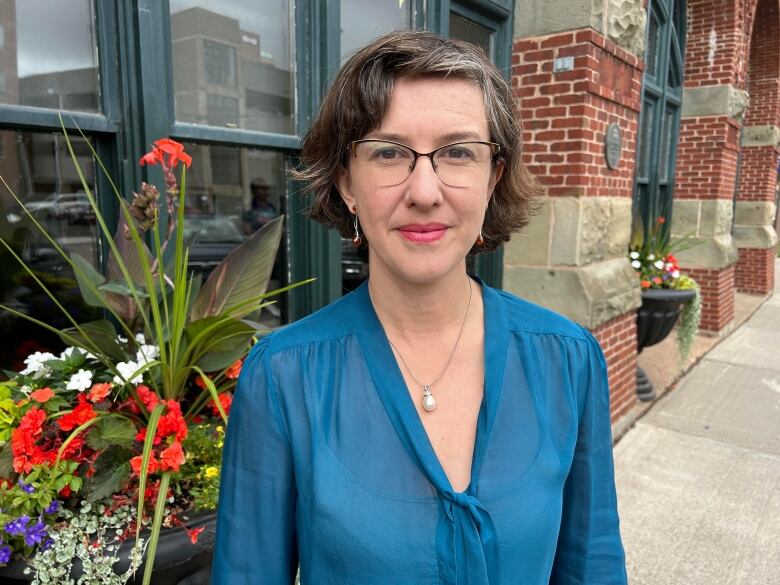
[422,385,436,412]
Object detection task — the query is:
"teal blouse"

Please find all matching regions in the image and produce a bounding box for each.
[212,279,627,584]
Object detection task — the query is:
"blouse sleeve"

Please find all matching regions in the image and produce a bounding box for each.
[211,336,298,584]
[549,331,627,585]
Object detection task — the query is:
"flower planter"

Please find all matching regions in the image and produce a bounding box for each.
[0,512,216,584]
[635,288,696,402]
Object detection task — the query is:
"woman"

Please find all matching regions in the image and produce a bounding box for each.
[212,31,627,585]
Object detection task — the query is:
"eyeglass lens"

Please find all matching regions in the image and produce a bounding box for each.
[351,141,494,187]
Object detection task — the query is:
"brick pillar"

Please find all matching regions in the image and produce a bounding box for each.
[672,0,747,333]
[507,0,645,421]
[733,0,779,295]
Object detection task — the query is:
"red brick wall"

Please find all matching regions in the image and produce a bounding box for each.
[591,312,638,422]
[674,116,740,200]
[513,29,642,198]
[735,247,776,294]
[686,265,736,331]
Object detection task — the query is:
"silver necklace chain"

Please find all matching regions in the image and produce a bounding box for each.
[386,278,473,412]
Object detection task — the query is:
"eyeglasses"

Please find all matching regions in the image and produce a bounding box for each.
[346,139,502,188]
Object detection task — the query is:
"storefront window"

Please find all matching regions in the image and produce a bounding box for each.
[0,130,101,370]
[180,142,287,327]
[0,0,100,112]
[170,1,295,135]
[340,0,411,60]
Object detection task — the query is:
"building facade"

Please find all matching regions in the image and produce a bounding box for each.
[0,0,777,424]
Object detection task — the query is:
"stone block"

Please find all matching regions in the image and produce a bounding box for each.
[580,197,633,263]
[697,199,733,237]
[607,0,646,56]
[671,199,700,237]
[734,201,777,227]
[732,225,778,249]
[514,0,600,38]
[505,197,552,266]
[550,197,581,266]
[682,85,750,121]
[676,234,738,269]
[503,257,641,328]
[741,125,780,147]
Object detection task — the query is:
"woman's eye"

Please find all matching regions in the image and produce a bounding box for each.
[373,148,404,160]
[441,146,475,160]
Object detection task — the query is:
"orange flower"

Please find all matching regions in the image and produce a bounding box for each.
[640,280,651,288]
[30,387,54,403]
[657,216,666,224]
[130,454,160,476]
[225,359,243,380]
[139,138,191,168]
[57,397,97,432]
[159,441,186,472]
[87,382,113,403]
[187,526,206,544]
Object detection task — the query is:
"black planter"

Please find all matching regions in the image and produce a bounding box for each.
[0,512,216,584]
[635,288,696,402]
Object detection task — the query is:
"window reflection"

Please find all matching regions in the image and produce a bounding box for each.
[0,131,101,371]
[449,13,495,59]
[170,1,294,134]
[0,0,100,112]
[180,142,287,327]
[340,0,412,60]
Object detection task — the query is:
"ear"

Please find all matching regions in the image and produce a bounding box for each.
[336,167,357,214]
[487,159,505,202]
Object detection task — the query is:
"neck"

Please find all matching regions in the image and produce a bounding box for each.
[367,262,475,342]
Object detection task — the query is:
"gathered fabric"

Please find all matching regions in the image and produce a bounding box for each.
[212,279,628,585]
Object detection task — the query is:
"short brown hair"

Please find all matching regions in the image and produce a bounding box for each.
[292,30,541,253]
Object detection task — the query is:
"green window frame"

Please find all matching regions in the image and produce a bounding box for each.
[1,0,516,330]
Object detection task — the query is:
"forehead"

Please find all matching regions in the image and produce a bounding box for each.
[370,75,489,143]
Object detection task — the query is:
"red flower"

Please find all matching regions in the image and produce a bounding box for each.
[652,276,663,285]
[135,384,160,412]
[30,388,55,403]
[209,392,233,418]
[159,441,185,472]
[59,485,72,498]
[657,216,666,224]
[139,138,191,169]
[640,280,651,288]
[157,400,188,442]
[187,526,206,544]
[130,454,160,476]
[57,399,97,432]
[225,359,243,380]
[87,382,113,403]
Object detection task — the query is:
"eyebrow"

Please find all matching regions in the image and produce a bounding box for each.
[365,130,486,143]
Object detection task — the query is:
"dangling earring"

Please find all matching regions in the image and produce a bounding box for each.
[352,204,362,247]
[476,230,485,247]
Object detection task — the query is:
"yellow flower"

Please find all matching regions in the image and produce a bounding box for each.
[205,466,219,478]
[216,425,224,434]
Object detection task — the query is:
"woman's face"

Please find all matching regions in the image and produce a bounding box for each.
[337,75,503,286]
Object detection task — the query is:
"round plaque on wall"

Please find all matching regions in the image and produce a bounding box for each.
[605,123,622,169]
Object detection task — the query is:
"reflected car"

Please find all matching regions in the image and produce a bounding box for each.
[183,215,246,279]
[25,192,95,225]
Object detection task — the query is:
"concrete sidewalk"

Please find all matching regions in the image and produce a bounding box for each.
[614,260,780,585]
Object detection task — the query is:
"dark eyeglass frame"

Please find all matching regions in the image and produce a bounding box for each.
[345,139,503,173]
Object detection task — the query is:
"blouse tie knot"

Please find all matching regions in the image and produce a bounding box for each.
[438,490,499,585]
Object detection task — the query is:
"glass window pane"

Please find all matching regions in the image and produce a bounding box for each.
[0,130,101,371]
[340,0,412,60]
[180,142,287,328]
[170,2,295,135]
[646,9,660,79]
[449,13,495,59]
[638,100,654,178]
[0,0,100,112]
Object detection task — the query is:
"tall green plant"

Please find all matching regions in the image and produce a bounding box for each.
[0,124,312,584]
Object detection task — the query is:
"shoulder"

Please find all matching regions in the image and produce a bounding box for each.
[490,286,591,343]
[262,289,358,355]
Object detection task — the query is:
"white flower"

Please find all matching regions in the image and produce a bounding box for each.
[66,369,94,392]
[647,253,655,261]
[665,263,673,270]
[20,351,57,377]
[672,270,680,278]
[134,333,146,345]
[631,260,641,269]
[113,361,143,385]
[629,251,640,259]
[654,260,665,269]
[136,344,159,364]
[116,335,128,344]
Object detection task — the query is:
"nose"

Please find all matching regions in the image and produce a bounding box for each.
[404,154,443,208]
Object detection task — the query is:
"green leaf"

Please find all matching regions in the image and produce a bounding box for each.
[60,319,125,362]
[71,252,107,308]
[99,281,150,298]
[189,215,283,321]
[186,317,254,372]
[85,449,132,502]
[69,476,83,492]
[86,416,137,450]
[108,216,155,285]
[0,444,13,477]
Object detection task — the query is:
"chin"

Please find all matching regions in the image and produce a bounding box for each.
[372,246,468,285]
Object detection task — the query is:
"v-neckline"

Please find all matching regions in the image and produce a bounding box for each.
[353,277,509,497]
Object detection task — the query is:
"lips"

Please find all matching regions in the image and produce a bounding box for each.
[397,223,448,243]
